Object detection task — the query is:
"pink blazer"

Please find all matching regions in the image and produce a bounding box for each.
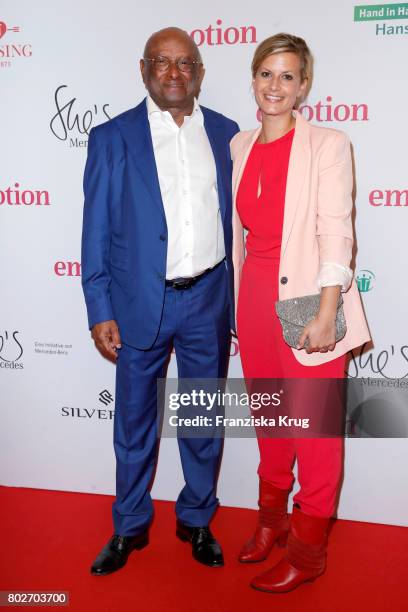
[231,110,371,366]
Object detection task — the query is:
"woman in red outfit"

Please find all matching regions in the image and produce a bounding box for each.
[231,34,370,593]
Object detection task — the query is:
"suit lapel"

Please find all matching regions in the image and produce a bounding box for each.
[116,99,165,220]
[281,110,311,257]
[232,127,261,206]
[202,108,228,221]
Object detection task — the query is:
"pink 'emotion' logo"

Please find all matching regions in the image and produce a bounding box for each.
[256,97,369,123]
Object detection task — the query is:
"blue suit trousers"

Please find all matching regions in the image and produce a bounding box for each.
[112,261,230,535]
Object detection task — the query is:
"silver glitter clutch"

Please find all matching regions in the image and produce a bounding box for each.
[275,293,347,349]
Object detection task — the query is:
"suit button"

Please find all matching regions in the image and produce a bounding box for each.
[280,276,288,285]
[159,234,166,241]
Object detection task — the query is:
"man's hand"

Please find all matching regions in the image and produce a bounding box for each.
[91,320,122,362]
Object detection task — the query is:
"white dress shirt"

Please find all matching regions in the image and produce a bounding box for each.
[147,95,225,280]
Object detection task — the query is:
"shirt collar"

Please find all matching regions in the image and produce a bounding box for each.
[146,95,203,126]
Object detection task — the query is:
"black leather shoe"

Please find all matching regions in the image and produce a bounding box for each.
[90,532,148,576]
[176,520,224,567]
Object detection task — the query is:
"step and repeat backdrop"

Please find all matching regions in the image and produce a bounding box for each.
[1,0,408,526]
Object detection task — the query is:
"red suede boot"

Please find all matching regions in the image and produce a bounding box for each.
[250,506,329,592]
[238,479,289,563]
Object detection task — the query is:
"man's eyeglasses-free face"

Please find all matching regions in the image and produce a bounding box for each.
[142,56,202,73]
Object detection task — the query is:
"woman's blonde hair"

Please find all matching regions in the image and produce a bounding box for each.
[251,33,312,83]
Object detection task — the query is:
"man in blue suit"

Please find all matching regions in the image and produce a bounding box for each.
[81,27,239,575]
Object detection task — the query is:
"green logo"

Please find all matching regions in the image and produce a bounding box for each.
[356,270,376,292]
[354,3,408,20]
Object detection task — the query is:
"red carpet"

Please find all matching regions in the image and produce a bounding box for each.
[1,486,407,611]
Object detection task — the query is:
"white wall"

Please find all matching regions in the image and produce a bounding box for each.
[1,0,407,526]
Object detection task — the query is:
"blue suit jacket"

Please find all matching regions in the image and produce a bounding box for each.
[81,99,239,349]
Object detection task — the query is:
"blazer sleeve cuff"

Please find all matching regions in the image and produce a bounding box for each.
[317,262,353,293]
[85,297,114,330]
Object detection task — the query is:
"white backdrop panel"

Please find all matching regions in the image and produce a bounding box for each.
[1,0,407,526]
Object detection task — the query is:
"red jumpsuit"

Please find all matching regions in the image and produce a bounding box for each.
[236,129,345,518]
